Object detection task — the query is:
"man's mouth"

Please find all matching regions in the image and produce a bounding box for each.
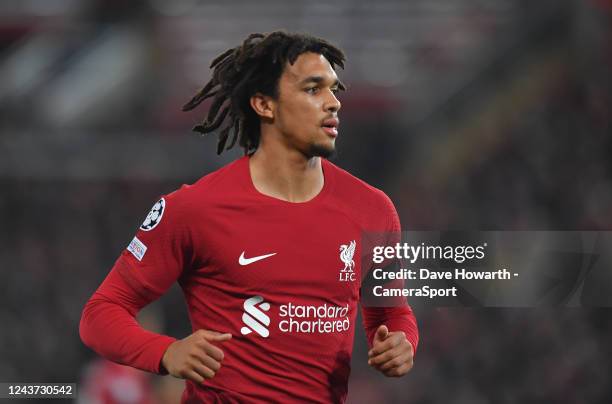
[322,118,339,137]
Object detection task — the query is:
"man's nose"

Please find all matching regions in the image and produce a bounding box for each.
[325,91,341,113]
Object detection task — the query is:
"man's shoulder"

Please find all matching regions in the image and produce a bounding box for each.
[324,159,392,206]
[325,160,400,231]
[164,157,246,207]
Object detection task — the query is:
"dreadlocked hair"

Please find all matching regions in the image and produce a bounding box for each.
[182,31,346,155]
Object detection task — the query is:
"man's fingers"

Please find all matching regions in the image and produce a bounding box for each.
[163,330,232,382]
[368,339,395,358]
[204,342,225,362]
[383,361,413,377]
[198,353,222,373]
[182,369,205,385]
[375,325,388,340]
[368,332,404,357]
[194,330,232,362]
[190,360,217,380]
[368,344,404,367]
[372,325,389,346]
[379,352,412,371]
[368,332,413,374]
[206,332,233,342]
[195,330,232,342]
[195,339,225,362]
[188,347,222,373]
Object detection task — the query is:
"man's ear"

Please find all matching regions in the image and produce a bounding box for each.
[250,93,275,120]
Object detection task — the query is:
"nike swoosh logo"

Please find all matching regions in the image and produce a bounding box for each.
[239,251,277,266]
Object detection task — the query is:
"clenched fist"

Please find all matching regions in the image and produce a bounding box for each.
[368,325,414,377]
[161,329,232,384]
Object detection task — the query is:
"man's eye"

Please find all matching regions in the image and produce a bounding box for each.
[331,88,339,94]
[306,87,319,94]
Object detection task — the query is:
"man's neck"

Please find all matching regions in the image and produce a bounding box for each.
[249,145,324,203]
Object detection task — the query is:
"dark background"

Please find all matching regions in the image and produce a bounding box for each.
[1,0,611,403]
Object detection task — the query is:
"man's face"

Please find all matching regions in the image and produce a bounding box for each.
[272,52,342,158]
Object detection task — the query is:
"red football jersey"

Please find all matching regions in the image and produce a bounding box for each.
[81,156,418,403]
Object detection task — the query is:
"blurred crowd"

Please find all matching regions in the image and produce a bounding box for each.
[1,0,611,403]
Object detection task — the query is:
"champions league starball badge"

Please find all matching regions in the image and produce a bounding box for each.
[140,198,165,231]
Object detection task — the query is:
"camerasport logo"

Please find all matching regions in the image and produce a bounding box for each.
[140,198,165,231]
[240,296,350,337]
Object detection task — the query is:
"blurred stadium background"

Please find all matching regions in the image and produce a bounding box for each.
[1,0,611,403]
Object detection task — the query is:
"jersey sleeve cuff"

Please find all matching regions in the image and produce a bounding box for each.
[385,317,419,355]
[151,335,178,375]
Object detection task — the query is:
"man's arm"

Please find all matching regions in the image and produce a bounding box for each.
[361,305,418,377]
[80,258,232,382]
[80,195,231,383]
[361,305,419,351]
[79,267,177,373]
[360,191,419,377]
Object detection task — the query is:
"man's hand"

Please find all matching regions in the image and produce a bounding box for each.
[367,325,414,377]
[161,329,232,384]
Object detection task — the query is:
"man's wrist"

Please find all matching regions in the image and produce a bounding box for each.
[156,336,178,375]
